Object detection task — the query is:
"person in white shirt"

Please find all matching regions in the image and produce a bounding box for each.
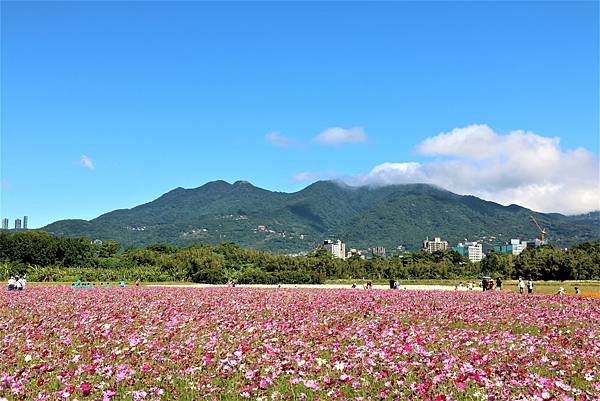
[518,278,525,294]
[17,277,26,290]
[7,277,16,291]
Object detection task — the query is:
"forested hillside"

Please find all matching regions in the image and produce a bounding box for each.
[41,180,599,253]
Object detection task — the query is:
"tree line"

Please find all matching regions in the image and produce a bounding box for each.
[0,231,598,283]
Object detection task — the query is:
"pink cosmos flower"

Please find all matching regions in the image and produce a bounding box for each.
[79,381,91,397]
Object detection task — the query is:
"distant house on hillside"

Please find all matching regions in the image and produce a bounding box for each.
[346,248,365,259]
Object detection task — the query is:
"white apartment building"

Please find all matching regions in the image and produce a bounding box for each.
[453,242,484,263]
[510,239,527,256]
[324,240,346,259]
[466,242,483,263]
[346,248,366,259]
[422,237,448,253]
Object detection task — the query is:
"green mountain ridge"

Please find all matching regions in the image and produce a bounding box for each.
[42,180,600,252]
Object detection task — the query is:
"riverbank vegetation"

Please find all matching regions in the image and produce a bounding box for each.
[1,231,599,284]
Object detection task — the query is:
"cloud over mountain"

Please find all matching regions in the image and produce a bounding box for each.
[292,171,322,182]
[349,125,599,215]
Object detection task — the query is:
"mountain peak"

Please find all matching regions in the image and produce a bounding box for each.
[197,180,232,190]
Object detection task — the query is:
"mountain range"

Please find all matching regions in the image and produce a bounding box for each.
[42,180,600,253]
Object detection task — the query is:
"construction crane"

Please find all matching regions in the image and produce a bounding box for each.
[530,215,546,244]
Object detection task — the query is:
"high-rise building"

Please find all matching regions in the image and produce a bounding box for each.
[23,216,28,229]
[492,239,527,256]
[422,237,448,253]
[324,240,346,259]
[1,218,8,230]
[372,246,386,257]
[453,242,484,263]
[15,218,22,229]
[510,239,526,255]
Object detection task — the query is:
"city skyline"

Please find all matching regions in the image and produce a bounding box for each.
[1,215,28,230]
[1,2,598,228]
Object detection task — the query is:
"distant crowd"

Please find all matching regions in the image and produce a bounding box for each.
[5,277,145,291]
[70,278,142,288]
[6,276,584,295]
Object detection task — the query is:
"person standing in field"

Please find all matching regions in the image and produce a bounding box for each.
[518,278,525,294]
[7,276,16,291]
[527,278,534,294]
[496,277,502,290]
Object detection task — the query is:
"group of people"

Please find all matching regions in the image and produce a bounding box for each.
[71,279,128,288]
[557,286,581,295]
[517,277,535,294]
[7,276,26,291]
[455,281,478,291]
[351,281,374,289]
[481,277,503,291]
[452,278,502,291]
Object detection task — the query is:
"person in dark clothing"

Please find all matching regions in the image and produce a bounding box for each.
[527,278,534,294]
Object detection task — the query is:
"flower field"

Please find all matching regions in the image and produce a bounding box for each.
[1,287,599,401]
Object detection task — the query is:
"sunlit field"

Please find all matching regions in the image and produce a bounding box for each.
[1,287,598,400]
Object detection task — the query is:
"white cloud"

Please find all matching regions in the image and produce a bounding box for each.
[79,155,95,170]
[314,127,367,145]
[347,124,600,215]
[292,171,321,182]
[265,131,294,147]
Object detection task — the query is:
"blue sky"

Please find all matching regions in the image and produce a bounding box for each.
[1,1,598,227]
